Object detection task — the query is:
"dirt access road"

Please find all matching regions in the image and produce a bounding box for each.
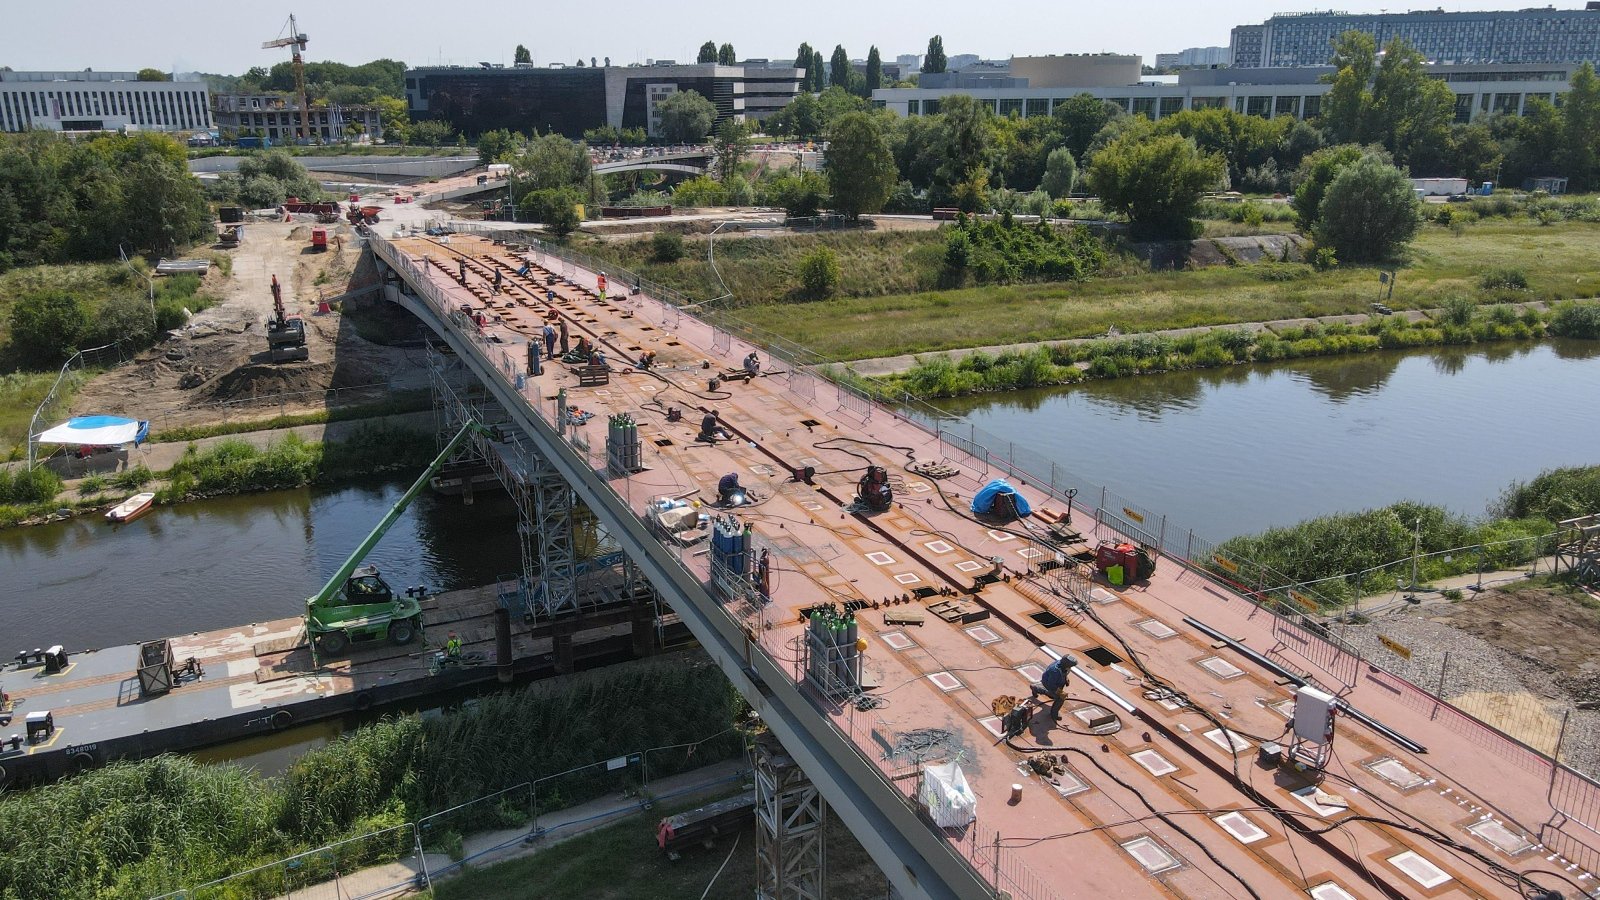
[75,200,426,430]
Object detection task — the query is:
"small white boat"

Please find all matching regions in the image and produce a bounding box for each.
[106,492,156,523]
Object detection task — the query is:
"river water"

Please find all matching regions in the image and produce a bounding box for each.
[1,479,522,654]
[936,339,1600,540]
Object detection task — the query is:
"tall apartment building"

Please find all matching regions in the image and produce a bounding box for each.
[405,63,803,138]
[211,93,384,144]
[1231,6,1600,68]
[0,70,212,134]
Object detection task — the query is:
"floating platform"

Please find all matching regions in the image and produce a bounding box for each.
[0,583,668,789]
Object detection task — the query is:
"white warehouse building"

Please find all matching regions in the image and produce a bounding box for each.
[0,70,213,134]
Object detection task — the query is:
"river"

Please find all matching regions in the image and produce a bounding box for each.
[935,339,1600,540]
[1,478,522,654]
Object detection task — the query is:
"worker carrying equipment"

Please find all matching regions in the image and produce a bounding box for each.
[1028,654,1077,722]
[717,473,745,507]
[856,465,893,512]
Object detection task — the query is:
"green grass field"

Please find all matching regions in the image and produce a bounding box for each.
[727,222,1600,360]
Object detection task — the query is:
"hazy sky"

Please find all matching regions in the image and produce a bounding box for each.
[3,1,1588,74]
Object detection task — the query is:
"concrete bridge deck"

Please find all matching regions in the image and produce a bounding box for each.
[369,230,1600,900]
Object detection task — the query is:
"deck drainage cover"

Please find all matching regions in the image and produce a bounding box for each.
[1466,819,1534,855]
[1121,836,1182,874]
[1366,756,1427,790]
[1388,851,1452,888]
[1197,656,1246,680]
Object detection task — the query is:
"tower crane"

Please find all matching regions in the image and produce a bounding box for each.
[262,14,313,143]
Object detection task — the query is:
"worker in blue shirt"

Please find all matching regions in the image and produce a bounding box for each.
[1029,654,1078,722]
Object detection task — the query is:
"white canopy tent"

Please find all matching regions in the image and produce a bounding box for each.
[33,415,149,447]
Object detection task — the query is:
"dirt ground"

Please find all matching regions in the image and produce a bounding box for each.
[1427,583,1600,707]
[73,217,423,429]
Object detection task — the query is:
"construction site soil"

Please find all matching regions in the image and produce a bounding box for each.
[73,218,420,429]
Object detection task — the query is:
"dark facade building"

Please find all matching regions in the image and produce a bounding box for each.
[405,63,803,138]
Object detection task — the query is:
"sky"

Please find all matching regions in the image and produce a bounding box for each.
[3,0,1592,75]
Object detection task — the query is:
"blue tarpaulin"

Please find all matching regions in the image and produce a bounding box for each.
[970,479,1031,517]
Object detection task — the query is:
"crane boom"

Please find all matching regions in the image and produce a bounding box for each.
[262,14,312,142]
[307,420,493,607]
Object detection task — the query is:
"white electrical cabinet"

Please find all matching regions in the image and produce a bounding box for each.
[1293,686,1337,743]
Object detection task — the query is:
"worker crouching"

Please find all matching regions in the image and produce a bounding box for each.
[1028,654,1077,723]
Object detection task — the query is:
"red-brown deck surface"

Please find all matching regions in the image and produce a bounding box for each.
[386,233,1599,900]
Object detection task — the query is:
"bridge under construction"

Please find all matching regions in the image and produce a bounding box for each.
[346,227,1600,900]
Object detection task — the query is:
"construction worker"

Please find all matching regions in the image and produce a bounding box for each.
[597,271,607,300]
[542,322,557,359]
[493,268,503,294]
[446,631,462,659]
[458,258,467,284]
[699,410,729,443]
[1029,654,1078,723]
[717,472,744,505]
[637,349,657,370]
[592,348,608,369]
[743,352,761,378]
[559,319,570,355]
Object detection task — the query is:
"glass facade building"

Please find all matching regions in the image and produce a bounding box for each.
[1231,7,1600,68]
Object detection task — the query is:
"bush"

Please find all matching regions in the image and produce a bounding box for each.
[650,231,685,263]
[671,175,727,208]
[938,216,1108,286]
[797,248,841,298]
[1479,267,1529,292]
[1494,465,1600,522]
[1313,154,1420,263]
[1311,247,1338,271]
[6,290,89,367]
[1548,302,1600,339]
[0,466,63,504]
[1438,296,1477,327]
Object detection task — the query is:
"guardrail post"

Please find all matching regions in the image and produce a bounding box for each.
[1158,516,1167,554]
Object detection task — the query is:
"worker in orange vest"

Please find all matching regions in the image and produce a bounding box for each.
[597,272,607,300]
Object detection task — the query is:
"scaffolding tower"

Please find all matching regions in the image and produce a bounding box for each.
[427,342,653,620]
[753,732,827,900]
[1555,514,1600,586]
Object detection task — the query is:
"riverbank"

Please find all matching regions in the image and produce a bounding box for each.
[0,653,744,900]
[860,299,1599,399]
[0,413,436,527]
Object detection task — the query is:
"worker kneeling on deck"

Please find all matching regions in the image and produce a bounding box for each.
[718,472,746,506]
[1029,654,1077,723]
[743,352,761,378]
[638,349,657,370]
[699,411,730,443]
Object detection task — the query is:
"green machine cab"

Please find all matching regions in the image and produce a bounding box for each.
[305,421,494,655]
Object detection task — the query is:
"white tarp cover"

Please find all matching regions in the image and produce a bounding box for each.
[919,762,977,827]
[35,415,147,446]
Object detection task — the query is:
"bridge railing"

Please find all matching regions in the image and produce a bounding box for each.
[373,230,1600,885]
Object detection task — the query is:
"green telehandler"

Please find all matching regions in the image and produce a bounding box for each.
[305,420,495,655]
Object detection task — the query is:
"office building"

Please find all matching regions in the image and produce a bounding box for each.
[896,54,923,75]
[211,94,384,144]
[405,63,803,138]
[0,70,212,134]
[1230,6,1600,68]
[1154,47,1230,69]
[873,61,1579,125]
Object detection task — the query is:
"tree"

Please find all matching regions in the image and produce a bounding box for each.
[718,43,737,66]
[120,156,211,255]
[1368,37,1455,167]
[477,128,522,165]
[811,50,827,93]
[830,46,850,89]
[7,290,88,366]
[769,93,822,138]
[1322,30,1376,145]
[373,96,409,144]
[825,112,897,220]
[815,86,867,130]
[514,45,532,65]
[408,119,454,146]
[1314,154,1420,263]
[511,133,592,192]
[710,117,748,180]
[1051,94,1120,162]
[1559,63,1600,191]
[1041,147,1077,198]
[698,42,718,64]
[794,42,817,92]
[925,36,947,74]
[865,47,883,93]
[797,247,840,297]
[522,187,582,237]
[135,68,169,82]
[1291,143,1370,232]
[1087,132,1225,239]
[766,171,828,217]
[656,90,717,142]
[1446,122,1503,184]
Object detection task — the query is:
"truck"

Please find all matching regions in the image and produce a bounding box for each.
[1411,177,1469,197]
[305,421,494,655]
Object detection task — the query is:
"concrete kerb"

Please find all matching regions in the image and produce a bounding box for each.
[845,300,1554,378]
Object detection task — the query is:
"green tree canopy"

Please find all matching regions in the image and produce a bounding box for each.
[697,42,718,64]
[1322,30,1376,145]
[477,128,523,165]
[865,47,883,93]
[710,118,748,180]
[825,112,897,220]
[924,36,947,74]
[769,93,823,138]
[1087,132,1225,239]
[7,290,88,366]
[1367,37,1455,168]
[1041,147,1078,199]
[811,50,827,92]
[135,68,169,82]
[1051,94,1121,162]
[511,133,592,194]
[718,43,737,65]
[830,46,850,89]
[407,119,454,146]
[1313,153,1421,263]
[766,171,829,217]
[794,42,818,92]
[514,45,531,65]
[1559,63,1600,190]
[1290,143,1375,232]
[656,90,717,142]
